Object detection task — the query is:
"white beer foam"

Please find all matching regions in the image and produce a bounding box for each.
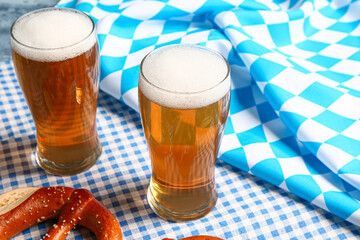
[140,45,230,109]
[11,8,96,62]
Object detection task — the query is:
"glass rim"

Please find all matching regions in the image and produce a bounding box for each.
[10,7,96,51]
[139,44,231,95]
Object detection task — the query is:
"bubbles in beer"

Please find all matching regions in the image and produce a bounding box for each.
[140,45,230,109]
[11,8,96,62]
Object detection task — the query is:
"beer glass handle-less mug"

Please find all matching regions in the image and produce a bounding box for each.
[139,44,231,221]
[10,7,102,175]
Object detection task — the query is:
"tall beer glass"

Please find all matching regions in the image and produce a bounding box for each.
[10,8,101,175]
[139,44,230,221]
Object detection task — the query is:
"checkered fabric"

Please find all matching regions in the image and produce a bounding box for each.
[55,0,360,228]
[2,61,360,239]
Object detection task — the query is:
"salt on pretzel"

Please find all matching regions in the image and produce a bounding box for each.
[0,186,122,240]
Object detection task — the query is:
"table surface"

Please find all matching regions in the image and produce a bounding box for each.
[1,60,360,239]
[1,2,360,240]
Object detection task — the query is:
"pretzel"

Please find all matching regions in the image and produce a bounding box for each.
[0,187,122,240]
[0,187,224,240]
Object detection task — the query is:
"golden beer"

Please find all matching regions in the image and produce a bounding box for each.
[11,8,101,175]
[139,44,230,220]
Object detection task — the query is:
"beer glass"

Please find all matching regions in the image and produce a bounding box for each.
[139,44,230,221]
[10,8,101,175]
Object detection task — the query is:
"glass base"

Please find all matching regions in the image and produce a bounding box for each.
[147,183,217,222]
[36,143,102,176]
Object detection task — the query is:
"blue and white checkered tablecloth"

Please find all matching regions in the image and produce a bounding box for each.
[1,60,360,239]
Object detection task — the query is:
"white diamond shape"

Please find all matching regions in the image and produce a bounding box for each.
[328,93,360,119]
[297,119,339,142]
[319,44,359,59]
[317,143,355,172]
[244,142,276,169]
[270,68,313,95]
[101,35,132,57]
[168,0,207,13]
[280,96,326,118]
[133,20,165,40]
[218,134,242,156]
[277,156,311,179]
[230,107,261,133]
[121,1,166,20]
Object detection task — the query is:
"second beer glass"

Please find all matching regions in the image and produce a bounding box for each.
[139,44,230,221]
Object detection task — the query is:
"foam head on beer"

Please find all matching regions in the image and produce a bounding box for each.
[140,44,230,109]
[11,8,96,62]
